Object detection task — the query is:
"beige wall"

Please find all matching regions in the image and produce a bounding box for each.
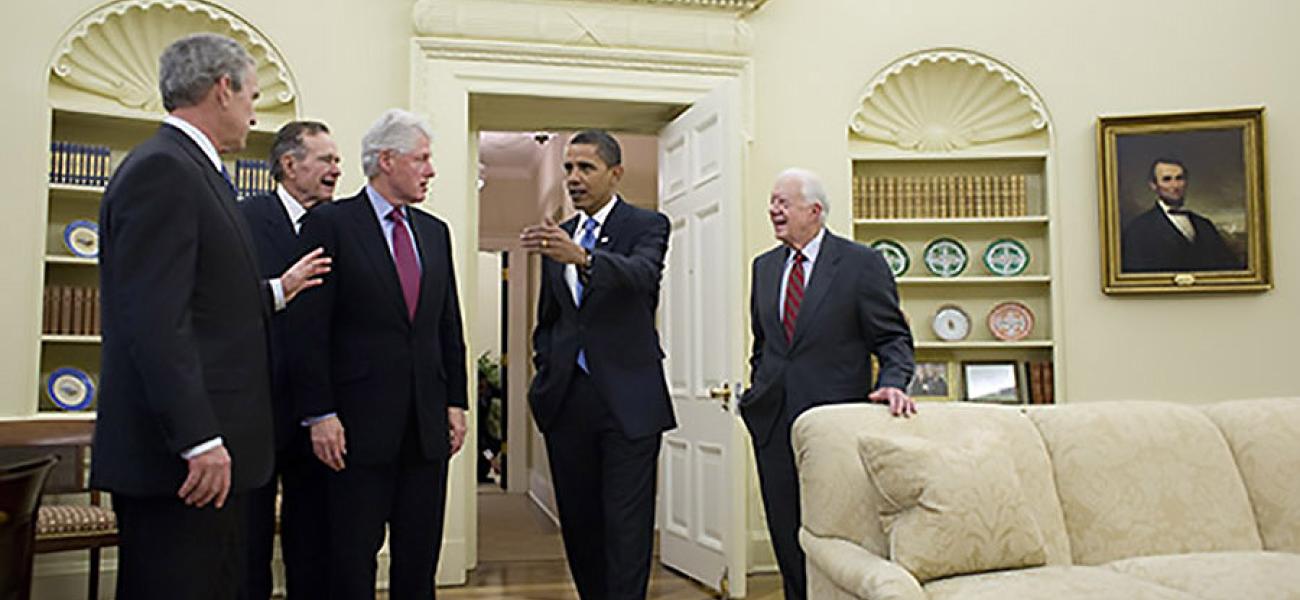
[0,0,416,417]
[745,0,1300,403]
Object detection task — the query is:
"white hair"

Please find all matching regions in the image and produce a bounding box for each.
[777,167,829,225]
[360,109,434,177]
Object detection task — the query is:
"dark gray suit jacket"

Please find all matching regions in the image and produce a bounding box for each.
[740,230,914,447]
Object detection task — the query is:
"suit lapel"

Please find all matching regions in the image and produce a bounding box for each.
[164,125,265,312]
[346,193,410,324]
[789,232,842,349]
[759,248,785,344]
[552,216,580,310]
[264,197,300,265]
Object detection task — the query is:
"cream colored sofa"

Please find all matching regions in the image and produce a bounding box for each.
[792,398,1300,599]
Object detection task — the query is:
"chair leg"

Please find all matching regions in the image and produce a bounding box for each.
[88,547,100,600]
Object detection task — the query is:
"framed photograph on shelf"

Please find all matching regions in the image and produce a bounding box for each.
[906,361,955,401]
[1097,107,1270,294]
[961,361,1020,404]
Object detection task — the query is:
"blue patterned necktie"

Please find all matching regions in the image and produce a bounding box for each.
[575,217,599,372]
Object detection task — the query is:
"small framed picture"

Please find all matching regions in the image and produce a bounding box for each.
[906,361,955,400]
[961,361,1021,404]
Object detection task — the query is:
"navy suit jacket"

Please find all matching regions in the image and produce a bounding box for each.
[528,199,676,440]
[92,124,274,496]
[740,231,914,447]
[238,192,303,451]
[287,190,468,466]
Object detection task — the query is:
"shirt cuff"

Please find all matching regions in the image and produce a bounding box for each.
[181,437,224,460]
[271,278,287,312]
[302,413,337,427]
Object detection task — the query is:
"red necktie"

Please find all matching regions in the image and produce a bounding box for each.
[387,209,420,320]
[782,251,806,343]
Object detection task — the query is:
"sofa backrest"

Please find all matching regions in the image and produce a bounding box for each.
[1200,397,1300,553]
[1026,401,1262,565]
[793,403,1073,566]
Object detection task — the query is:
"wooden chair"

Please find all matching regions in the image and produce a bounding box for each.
[0,454,60,600]
[0,419,116,600]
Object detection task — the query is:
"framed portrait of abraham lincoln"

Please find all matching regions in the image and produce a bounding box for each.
[1097,107,1270,294]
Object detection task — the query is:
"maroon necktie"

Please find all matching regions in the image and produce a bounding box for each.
[387,209,420,320]
[782,251,806,343]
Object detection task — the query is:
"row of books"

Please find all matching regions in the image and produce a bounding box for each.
[853,174,1030,219]
[234,159,275,199]
[49,141,112,187]
[43,285,100,336]
[1025,360,1054,405]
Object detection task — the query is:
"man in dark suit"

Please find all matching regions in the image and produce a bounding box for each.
[92,33,328,600]
[1121,158,1244,272]
[741,168,916,600]
[288,108,468,599]
[238,120,341,600]
[520,130,675,600]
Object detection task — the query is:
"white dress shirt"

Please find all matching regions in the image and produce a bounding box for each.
[277,184,309,234]
[1158,199,1196,241]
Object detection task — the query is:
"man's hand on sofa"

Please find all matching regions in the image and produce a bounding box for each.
[870,386,916,417]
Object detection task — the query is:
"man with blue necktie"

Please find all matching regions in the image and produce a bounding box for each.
[521,130,676,600]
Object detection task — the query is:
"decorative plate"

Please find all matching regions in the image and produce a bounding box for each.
[922,237,968,277]
[932,304,971,341]
[870,239,909,277]
[983,238,1030,276]
[63,220,100,258]
[46,367,95,411]
[987,301,1035,341]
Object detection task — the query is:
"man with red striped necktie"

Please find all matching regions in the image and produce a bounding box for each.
[740,168,916,600]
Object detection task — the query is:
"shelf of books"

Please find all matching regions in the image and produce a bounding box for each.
[38,107,276,414]
[853,156,1057,406]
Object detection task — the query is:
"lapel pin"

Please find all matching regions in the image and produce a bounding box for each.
[599,236,610,244]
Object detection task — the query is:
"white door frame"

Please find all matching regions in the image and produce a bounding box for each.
[410,36,752,586]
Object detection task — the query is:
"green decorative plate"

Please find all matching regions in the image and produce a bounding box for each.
[983,238,1030,276]
[923,237,968,277]
[870,239,909,277]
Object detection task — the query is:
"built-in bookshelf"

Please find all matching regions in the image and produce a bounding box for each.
[848,49,1059,405]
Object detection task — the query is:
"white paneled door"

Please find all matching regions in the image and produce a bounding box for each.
[657,82,749,597]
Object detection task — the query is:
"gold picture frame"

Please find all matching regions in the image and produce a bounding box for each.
[1097,107,1270,294]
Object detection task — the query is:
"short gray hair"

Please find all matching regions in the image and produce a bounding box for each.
[361,109,434,177]
[159,33,255,112]
[777,167,829,225]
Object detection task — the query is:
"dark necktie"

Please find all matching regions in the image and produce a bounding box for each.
[576,218,599,372]
[782,251,806,344]
[387,208,420,321]
[220,164,237,196]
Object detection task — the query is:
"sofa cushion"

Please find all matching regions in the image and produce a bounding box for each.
[1201,398,1300,553]
[923,565,1199,600]
[1105,551,1300,600]
[794,403,1072,565]
[858,431,1046,582]
[1027,401,1261,565]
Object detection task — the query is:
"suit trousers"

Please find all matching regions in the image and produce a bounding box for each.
[545,371,661,600]
[113,491,248,600]
[753,406,807,600]
[326,414,448,600]
[243,435,332,600]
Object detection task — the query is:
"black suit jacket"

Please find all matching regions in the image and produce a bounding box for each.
[238,192,303,450]
[92,124,274,496]
[528,199,676,440]
[1121,204,1244,272]
[740,230,914,447]
[288,190,468,466]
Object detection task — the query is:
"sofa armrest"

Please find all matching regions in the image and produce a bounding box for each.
[801,528,926,600]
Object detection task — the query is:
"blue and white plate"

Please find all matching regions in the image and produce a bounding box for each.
[63,220,100,258]
[46,367,95,411]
